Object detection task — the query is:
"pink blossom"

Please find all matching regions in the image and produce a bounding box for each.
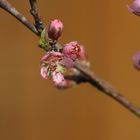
[40,51,64,79]
[62,41,82,60]
[48,19,63,40]
[62,41,87,62]
[128,0,140,16]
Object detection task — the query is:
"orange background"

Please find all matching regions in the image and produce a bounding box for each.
[0,0,140,140]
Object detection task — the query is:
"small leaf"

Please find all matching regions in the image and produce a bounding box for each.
[38,29,51,51]
[41,29,46,39]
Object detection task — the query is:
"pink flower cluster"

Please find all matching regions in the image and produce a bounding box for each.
[40,42,86,87]
[40,19,88,88]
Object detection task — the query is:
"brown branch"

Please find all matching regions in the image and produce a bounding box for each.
[0,0,39,36]
[74,62,140,118]
[65,62,140,118]
[29,0,44,34]
[0,0,140,118]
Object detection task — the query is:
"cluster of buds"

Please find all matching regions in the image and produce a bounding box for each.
[39,19,89,88]
[128,0,140,16]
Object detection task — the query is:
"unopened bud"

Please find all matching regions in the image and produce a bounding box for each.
[48,19,63,41]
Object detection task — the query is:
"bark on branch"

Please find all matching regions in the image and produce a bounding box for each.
[29,0,44,33]
[0,0,39,35]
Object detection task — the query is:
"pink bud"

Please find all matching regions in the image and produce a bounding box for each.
[128,0,140,16]
[48,19,63,40]
[52,71,66,86]
[132,51,140,70]
[62,41,82,60]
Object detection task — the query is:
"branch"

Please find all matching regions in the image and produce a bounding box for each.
[0,0,140,118]
[74,62,140,118]
[0,0,39,36]
[29,0,44,34]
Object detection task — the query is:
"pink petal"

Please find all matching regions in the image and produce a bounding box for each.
[40,66,49,79]
[52,71,66,86]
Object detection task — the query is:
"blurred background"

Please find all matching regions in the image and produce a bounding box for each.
[0,0,140,140]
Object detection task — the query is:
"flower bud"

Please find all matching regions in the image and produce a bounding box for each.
[48,19,63,40]
[128,0,140,16]
[132,51,140,70]
[62,41,82,60]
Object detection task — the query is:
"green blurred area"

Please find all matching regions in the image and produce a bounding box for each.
[0,0,140,140]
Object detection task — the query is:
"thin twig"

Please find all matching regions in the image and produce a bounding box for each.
[29,0,44,34]
[0,0,140,118]
[0,0,39,36]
